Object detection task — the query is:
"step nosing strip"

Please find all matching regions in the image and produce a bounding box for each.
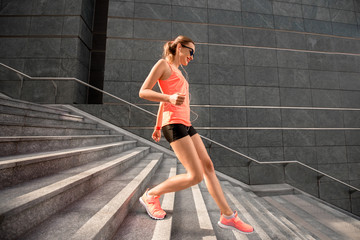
[0,141,136,168]
[0,114,92,125]
[0,102,72,114]
[0,107,84,119]
[0,120,101,129]
[191,184,214,231]
[0,135,123,141]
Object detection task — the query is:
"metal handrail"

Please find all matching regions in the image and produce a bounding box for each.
[1,62,359,193]
[127,126,360,130]
[0,63,156,117]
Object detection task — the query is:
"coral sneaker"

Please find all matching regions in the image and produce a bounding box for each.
[218,211,254,234]
[139,189,166,220]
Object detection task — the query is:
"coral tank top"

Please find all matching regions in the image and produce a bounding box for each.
[157,63,191,127]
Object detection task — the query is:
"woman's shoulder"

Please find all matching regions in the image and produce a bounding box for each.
[151,59,168,71]
[156,59,170,68]
[154,59,172,79]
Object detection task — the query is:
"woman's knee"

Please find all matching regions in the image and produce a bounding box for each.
[202,157,215,174]
[188,173,203,185]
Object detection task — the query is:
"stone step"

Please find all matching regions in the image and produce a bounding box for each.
[0,135,124,157]
[249,183,296,197]
[213,172,360,240]
[283,194,360,239]
[0,95,73,116]
[224,182,312,240]
[245,189,317,240]
[0,112,99,130]
[0,103,91,124]
[0,147,153,240]
[263,194,360,240]
[21,153,163,240]
[224,184,274,240]
[295,193,360,230]
[0,121,111,136]
[0,141,137,188]
[198,174,316,240]
[112,157,177,240]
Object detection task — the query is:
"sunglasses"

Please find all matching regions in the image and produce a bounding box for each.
[181,44,194,57]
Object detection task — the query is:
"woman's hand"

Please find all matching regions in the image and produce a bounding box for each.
[152,129,161,142]
[169,93,185,105]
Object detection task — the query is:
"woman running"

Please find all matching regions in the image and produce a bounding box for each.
[138,35,254,234]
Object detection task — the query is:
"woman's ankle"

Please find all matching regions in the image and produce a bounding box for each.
[147,189,158,197]
[223,209,234,216]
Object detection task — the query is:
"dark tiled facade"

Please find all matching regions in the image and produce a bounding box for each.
[0,0,94,103]
[102,0,360,214]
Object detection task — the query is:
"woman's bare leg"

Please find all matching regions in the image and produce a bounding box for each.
[190,133,233,216]
[148,135,204,196]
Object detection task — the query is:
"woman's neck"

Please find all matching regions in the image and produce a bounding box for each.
[167,56,180,68]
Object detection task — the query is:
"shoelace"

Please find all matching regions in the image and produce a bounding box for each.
[233,217,242,223]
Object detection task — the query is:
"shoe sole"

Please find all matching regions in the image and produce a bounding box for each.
[139,196,166,220]
[217,221,254,234]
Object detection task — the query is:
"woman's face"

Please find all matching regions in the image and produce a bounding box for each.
[178,42,195,66]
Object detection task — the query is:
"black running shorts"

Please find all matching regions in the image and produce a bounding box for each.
[162,124,197,143]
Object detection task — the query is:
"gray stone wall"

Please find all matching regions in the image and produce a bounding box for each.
[0,0,94,103]
[102,0,360,215]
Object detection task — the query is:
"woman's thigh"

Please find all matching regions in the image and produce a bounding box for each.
[170,135,204,176]
[190,133,214,173]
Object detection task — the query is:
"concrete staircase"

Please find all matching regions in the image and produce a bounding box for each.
[0,95,359,240]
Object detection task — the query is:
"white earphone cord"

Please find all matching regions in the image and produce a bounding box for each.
[180,64,199,123]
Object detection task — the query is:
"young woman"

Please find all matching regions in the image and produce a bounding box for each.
[138,35,254,234]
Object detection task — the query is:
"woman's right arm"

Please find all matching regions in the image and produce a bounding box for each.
[155,102,164,128]
[139,59,170,103]
[152,102,164,142]
[139,59,185,105]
